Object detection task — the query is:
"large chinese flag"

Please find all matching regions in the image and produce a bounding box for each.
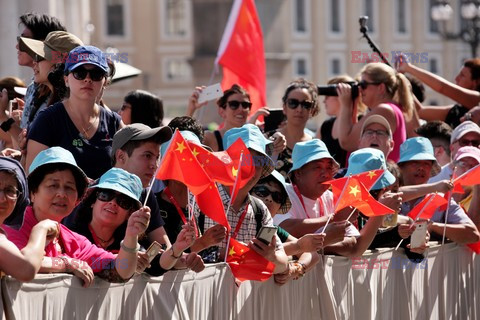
[226,238,274,282]
[407,193,448,221]
[324,170,384,204]
[215,0,266,113]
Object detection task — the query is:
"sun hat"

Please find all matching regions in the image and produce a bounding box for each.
[398,137,441,176]
[223,124,275,178]
[450,121,480,144]
[19,31,83,63]
[89,168,142,207]
[289,139,339,174]
[345,148,396,190]
[64,45,109,73]
[267,170,292,214]
[112,123,172,158]
[454,146,480,164]
[361,114,392,137]
[28,147,88,197]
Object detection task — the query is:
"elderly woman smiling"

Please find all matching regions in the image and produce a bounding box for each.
[4,147,150,286]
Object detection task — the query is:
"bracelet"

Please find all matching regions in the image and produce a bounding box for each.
[169,246,183,259]
[0,118,14,132]
[59,256,71,272]
[120,240,140,253]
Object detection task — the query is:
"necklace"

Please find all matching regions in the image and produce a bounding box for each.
[65,100,99,139]
[88,224,113,246]
[80,115,98,138]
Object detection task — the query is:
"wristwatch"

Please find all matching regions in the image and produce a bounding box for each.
[0,118,15,132]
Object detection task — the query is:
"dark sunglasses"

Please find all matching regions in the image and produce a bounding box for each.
[71,67,106,81]
[359,80,382,90]
[226,100,252,110]
[286,98,314,110]
[458,138,480,147]
[252,186,286,204]
[96,189,138,211]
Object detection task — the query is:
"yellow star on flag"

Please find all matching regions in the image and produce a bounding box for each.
[175,141,186,153]
[229,246,236,257]
[192,147,199,157]
[349,185,360,197]
[232,166,238,177]
[367,171,377,179]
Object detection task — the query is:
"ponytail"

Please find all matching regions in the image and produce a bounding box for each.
[394,73,413,121]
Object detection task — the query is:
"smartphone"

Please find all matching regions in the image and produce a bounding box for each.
[410,221,428,249]
[264,109,285,132]
[256,226,278,245]
[145,241,164,263]
[197,83,223,104]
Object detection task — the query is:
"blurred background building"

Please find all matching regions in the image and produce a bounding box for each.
[0,0,472,128]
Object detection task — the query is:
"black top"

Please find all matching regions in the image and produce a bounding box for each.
[214,130,224,151]
[320,117,348,168]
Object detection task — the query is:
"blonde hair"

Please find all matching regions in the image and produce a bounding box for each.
[360,63,413,120]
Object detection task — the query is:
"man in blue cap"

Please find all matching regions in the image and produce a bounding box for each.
[273,139,358,256]
[192,124,288,273]
[398,137,480,244]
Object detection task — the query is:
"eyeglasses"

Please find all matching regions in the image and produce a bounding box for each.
[458,138,480,147]
[71,67,106,82]
[455,160,478,170]
[0,186,20,200]
[96,189,137,211]
[251,186,286,204]
[362,129,389,138]
[286,98,314,110]
[359,80,382,90]
[226,100,252,110]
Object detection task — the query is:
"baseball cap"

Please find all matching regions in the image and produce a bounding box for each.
[450,121,480,144]
[64,45,109,73]
[111,123,172,158]
[19,31,83,63]
[361,115,392,137]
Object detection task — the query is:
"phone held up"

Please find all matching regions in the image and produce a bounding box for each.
[256,226,278,245]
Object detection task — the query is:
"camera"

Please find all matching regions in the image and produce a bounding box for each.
[317,82,359,100]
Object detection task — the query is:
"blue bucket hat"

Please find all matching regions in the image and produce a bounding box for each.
[268,170,292,214]
[28,147,88,198]
[160,130,203,158]
[90,168,143,207]
[64,45,109,73]
[345,148,396,190]
[289,139,340,174]
[223,124,275,177]
[398,137,441,176]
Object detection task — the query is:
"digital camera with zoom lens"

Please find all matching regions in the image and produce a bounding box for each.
[317,81,359,101]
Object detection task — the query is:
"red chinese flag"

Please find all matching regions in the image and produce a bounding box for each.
[333,178,394,217]
[195,182,231,231]
[453,164,480,193]
[324,170,384,204]
[226,238,274,282]
[215,0,266,114]
[467,242,480,253]
[407,194,448,221]
[156,131,211,195]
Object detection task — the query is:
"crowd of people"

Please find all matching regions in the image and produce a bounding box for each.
[1,12,480,293]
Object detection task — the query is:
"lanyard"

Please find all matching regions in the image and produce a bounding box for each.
[232,204,249,240]
[164,187,199,237]
[164,187,187,224]
[292,184,324,219]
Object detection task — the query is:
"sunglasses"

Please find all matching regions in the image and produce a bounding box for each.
[226,100,252,110]
[358,80,382,90]
[458,138,480,147]
[252,186,286,204]
[286,98,314,110]
[96,189,138,211]
[71,67,106,81]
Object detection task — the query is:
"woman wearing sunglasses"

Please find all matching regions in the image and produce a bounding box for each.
[265,78,319,180]
[203,84,252,151]
[0,31,83,154]
[26,45,123,180]
[66,167,198,274]
[4,147,150,287]
[336,62,413,162]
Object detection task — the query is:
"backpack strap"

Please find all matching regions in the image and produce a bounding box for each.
[249,196,264,235]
